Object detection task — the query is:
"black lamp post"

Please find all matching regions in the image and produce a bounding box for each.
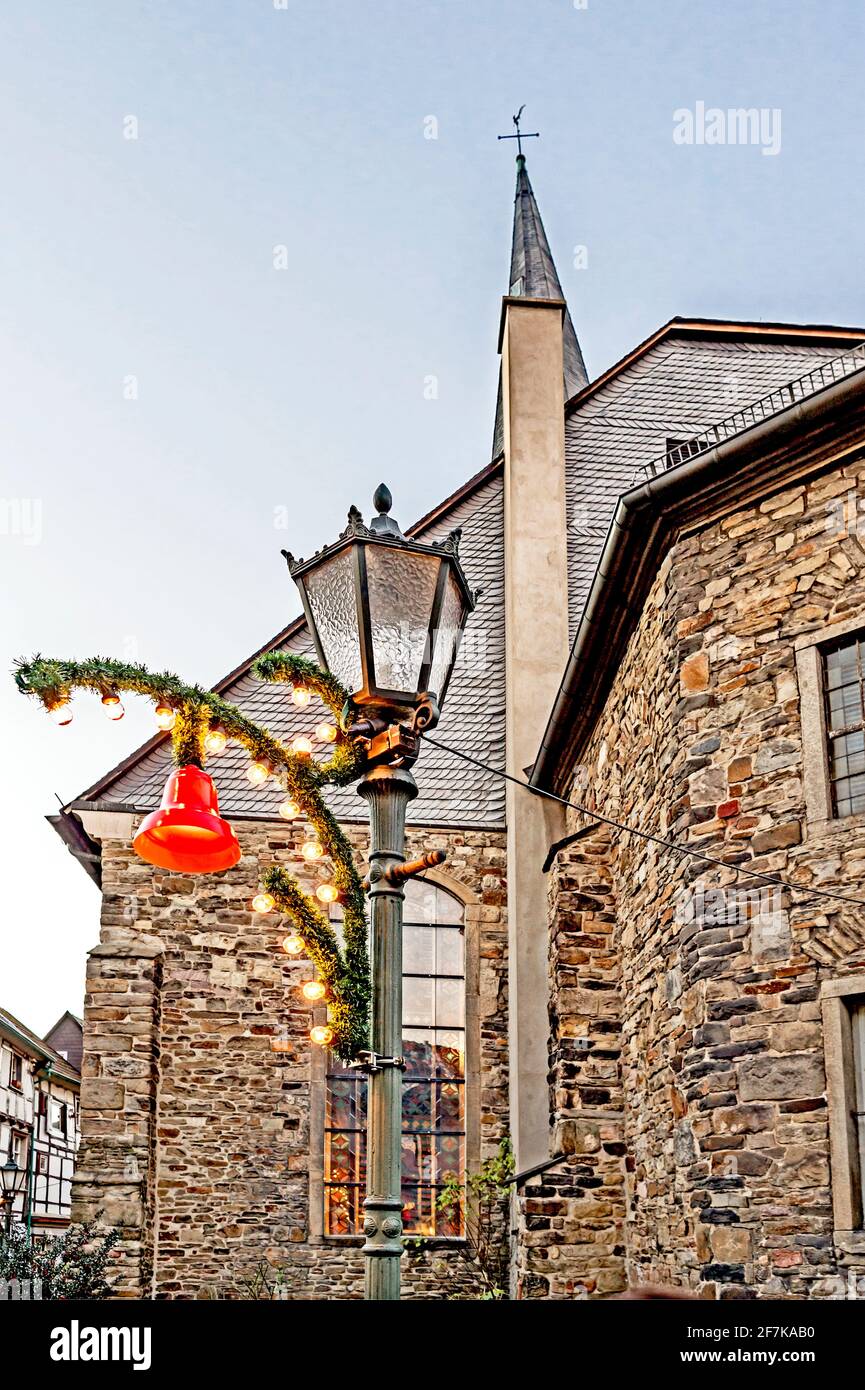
[285,485,476,1302]
[0,1158,26,1237]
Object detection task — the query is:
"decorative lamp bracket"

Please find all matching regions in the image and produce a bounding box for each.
[348,1051,407,1075]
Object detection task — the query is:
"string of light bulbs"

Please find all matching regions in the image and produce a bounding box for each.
[15,652,371,1057]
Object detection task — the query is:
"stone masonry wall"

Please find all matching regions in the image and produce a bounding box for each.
[537,454,865,1298]
[73,818,507,1300]
[72,936,162,1298]
[514,827,627,1298]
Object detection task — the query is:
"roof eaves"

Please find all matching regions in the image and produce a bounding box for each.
[47,809,102,889]
[0,1008,81,1083]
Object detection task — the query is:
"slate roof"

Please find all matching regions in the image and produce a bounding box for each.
[564,323,865,640]
[78,467,506,829]
[492,155,589,459]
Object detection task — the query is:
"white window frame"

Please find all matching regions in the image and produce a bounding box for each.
[47,1099,67,1139]
[796,618,865,830]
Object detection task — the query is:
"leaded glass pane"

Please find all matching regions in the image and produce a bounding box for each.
[402,879,466,926]
[404,877,438,923]
[365,545,440,694]
[402,1029,464,1078]
[436,977,465,1028]
[326,1075,366,1129]
[437,1081,464,1132]
[402,1185,437,1236]
[325,1129,366,1186]
[825,637,865,817]
[326,1185,361,1237]
[402,1031,435,1078]
[404,976,435,1027]
[435,1133,464,1184]
[434,1033,464,1078]
[403,924,434,975]
[436,926,464,976]
[303,548,363,695]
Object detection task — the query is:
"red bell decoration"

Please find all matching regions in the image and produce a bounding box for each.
[133,766,241,874]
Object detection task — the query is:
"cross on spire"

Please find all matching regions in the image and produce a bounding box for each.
[497,104,539,159]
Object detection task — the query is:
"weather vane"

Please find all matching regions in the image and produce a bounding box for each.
[497,104,539,158]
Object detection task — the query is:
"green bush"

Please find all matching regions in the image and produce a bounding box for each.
[0,1223,119,1300]
[435,1136,514,1299]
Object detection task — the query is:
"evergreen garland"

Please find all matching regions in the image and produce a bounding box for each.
[14,651,370,1059]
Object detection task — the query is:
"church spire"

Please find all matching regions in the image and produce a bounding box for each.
[492,152,588,458]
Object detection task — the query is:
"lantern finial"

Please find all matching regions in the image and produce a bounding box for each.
[370,483,403,538]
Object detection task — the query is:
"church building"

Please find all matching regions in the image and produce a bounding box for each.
[57,153,865,1299]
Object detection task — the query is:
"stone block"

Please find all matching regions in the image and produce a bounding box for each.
[739,1054,825,1102]
[81,1079,125,1110]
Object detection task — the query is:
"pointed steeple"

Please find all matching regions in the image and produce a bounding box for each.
[492,154,588,457]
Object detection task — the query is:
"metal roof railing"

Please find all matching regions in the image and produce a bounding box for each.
[635,339,865,484]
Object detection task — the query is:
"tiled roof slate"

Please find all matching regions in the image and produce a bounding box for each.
[564,335,855,640]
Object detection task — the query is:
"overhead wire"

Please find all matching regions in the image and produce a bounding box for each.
[420,733,865,912]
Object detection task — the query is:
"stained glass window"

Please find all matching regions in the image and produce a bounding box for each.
[824,637,865,817]
[324,879,466,1237]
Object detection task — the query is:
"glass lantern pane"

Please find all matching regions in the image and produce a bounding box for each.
[426,570,465,705]
[365,545,441,694]
[303,547,363,694]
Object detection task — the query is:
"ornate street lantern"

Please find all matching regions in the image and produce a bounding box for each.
[0,1159,23,1199]
[285,485,475,732]
[0,1158,25,1233]
[285,484,479,1302]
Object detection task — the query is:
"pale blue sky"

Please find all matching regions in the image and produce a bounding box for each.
[2,0,864,1031]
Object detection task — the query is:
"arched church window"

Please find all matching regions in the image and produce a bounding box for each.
[324,878,466,1237]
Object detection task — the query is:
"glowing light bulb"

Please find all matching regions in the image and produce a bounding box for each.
[204,726,227,755]
[101,694,124,720]
[246,760,271,786]
[279,798,300,821]
[282,934,305,955]
[292,687,311,707]
[291,735,313,756]
[315,722,337,744]
[155,704,176,731]
[252,892,276,914]
[301,838,323,862]
[316,883,339,905]
[50,702,73,726]
[310,1025,333,1047]
[302,979,327,1002]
